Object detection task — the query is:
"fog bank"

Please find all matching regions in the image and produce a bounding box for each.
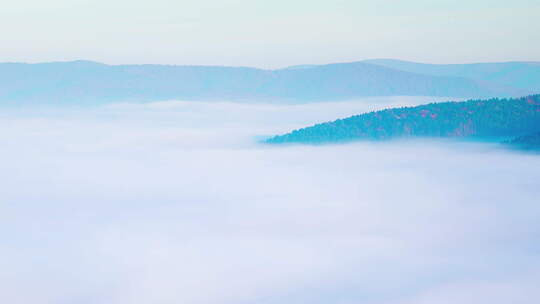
[1,97,539,304]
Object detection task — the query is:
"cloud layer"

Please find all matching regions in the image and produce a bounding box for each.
[1,97,539,304]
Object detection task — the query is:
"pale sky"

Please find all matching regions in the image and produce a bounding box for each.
[1,0,539,68]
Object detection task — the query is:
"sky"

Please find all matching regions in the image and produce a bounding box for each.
[2,97,540,303]
[1,0,539,68]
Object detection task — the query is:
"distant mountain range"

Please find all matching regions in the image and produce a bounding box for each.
[1,59,539,105]
[265,95,540,146]
[365,59,540,92]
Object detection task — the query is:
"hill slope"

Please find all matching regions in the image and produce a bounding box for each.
[505,132,540,150]
[364,59,540,92]
[265,95,540,144]
[0,60,534,105]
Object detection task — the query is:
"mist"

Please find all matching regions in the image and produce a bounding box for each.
[1,97,539,304]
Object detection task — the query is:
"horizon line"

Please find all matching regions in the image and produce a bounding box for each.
[1,58,539,70]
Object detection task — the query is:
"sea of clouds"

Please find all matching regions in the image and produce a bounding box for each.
[1,96,539,304]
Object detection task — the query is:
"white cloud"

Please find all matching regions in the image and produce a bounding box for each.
[1,97,539,303]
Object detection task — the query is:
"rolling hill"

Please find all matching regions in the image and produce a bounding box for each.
[0,60,537,105]
[265,95,540,144]
[364,59,540,93]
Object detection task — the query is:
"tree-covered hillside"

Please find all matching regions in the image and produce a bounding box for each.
[265,95,540,144]
[505,132,540,150]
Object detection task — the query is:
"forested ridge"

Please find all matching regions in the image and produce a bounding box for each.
[266,94,540,144]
